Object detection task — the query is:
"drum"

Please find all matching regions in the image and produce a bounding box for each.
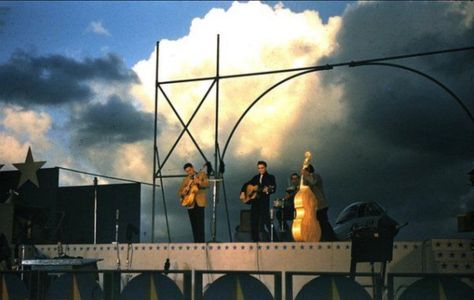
[273,198,284,208]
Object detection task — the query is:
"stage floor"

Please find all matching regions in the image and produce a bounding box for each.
[27,239,473,299]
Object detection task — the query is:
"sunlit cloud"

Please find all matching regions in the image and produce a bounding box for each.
[87,20,111,36]
[132,1,343,165]
[0,106,52,160]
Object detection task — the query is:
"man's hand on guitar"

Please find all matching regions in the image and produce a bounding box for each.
[262,186,269,194]
[182,186,189,196]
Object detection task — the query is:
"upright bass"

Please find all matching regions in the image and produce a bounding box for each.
[292,151,321,242]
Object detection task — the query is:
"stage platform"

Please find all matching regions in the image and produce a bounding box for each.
[22,239,472,299]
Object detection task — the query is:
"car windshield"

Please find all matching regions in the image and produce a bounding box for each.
[336,203,359,224]
[336,202,385,224]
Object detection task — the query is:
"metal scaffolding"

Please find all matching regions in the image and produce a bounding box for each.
[150,36,474,242]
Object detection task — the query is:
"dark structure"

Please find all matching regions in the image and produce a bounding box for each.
[0,168,59,245]
[0,168,140,245]
[58,183,140,244]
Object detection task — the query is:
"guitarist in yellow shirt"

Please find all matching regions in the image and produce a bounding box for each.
[178,162,209,243]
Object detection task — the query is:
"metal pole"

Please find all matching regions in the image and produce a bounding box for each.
[215,34,220,179]
[93,177,98,244]
[210,34,220,242]
[210,179,218,242]
[152,41,159,243]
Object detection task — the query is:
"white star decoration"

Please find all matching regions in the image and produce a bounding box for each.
[13,147,46,188]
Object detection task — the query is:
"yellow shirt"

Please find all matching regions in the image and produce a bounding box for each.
[178,171,209,208]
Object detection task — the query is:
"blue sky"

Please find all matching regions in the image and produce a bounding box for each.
[0,1,473,243]
[0,1,350,67]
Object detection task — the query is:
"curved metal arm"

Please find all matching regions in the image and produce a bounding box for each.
[350,62,474,125]
[221,66,332,160]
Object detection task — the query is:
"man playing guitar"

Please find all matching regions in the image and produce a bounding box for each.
[242,161,277,242]
[178,162,209,243]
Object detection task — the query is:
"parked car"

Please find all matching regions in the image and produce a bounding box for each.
[333,201,399,241]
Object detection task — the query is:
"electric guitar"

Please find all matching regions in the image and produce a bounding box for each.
[180,164,207,208]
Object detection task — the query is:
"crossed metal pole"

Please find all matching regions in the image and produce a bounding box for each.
[150,36,474,242]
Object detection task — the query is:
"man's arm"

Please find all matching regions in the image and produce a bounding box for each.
[178,178,188,197]
[197,172,209,189]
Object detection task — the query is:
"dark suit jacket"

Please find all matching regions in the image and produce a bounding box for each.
[248,172,276,200]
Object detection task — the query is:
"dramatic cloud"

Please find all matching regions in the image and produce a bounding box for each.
[0,105,52,163]
[1,1,472,243]
[133,1,474,242]
[86,21,111,36]
[0,51,138,106]
[314,1,474,239]
[133,1,342,161]
[70,95,154,147]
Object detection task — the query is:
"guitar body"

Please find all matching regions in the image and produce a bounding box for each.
[181,184,199,207]
[291,151,322,242]
[180,163,207,208]
[241,184,259,203]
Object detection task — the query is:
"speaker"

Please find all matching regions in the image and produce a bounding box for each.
[0,203,14,244]
[351,229,393,262]
[240,210,251,232]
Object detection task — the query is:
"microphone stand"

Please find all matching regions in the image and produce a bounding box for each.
[208,178,223,242]
[114,209,121,270]
[270,207,274,242]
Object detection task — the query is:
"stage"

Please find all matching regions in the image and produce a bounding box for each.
[17,238,471,299]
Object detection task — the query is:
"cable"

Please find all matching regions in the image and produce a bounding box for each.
[56,166,160,187]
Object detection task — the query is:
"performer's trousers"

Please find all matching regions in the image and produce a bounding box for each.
[317,207,336,242]
[250,197,276,242]
[188,205,205,243]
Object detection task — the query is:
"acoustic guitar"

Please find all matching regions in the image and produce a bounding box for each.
[291,151,322,242]
[180,164,206,208]
[240,184,275,204]
[240,184,259,203]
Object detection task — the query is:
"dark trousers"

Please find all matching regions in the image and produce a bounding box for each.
[250,198,262,242]
[250,196,277,242]
[187,205,205,243]
[317,207,337,242]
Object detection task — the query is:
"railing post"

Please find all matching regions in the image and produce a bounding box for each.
[274,271,282,300]
[183,270,192,300]
[285,272,293,300]
[194,270,203,300]
[387,273,394,300]
[103,270,121,300]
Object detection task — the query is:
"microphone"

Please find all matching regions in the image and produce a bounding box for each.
[115,209,120,243]
[206,161,214,176]
[219,160,225,174]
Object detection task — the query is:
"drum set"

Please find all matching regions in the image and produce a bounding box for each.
[271,197,294,233]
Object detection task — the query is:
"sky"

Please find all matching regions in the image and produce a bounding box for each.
[0,1,473,243]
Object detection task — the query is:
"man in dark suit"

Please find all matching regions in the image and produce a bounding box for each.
[245,161,277,242]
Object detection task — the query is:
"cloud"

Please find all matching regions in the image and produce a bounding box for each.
[0,105,52,165]
[313,1,474,239]
[70,95,155,148]
[2,1,472,242]
[132,1,342,161]
[0,132,29,163]
[86,21,111,36]
[0,51,138,106]
[131,1,346,241]
[132,1,474,241]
